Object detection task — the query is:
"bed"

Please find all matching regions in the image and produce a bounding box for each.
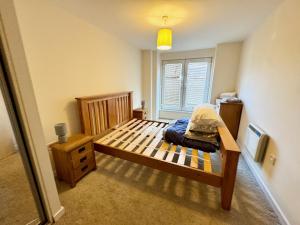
[76,91,240,210]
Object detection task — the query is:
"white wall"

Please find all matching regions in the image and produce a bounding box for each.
[0,92,17,159]
[211,42,243,102]
[160,48,216,61]
[152,51,160,120]
[141,50,153,119]
[13,0,142,144]
[141,50,161,120]
[237,0,300,224]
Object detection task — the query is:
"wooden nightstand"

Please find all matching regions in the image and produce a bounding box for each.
[133,108,147,120]
[51,134,96,187]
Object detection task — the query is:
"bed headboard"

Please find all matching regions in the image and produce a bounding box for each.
[76,91,133,136]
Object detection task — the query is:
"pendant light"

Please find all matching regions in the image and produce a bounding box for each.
[157,16,172,50]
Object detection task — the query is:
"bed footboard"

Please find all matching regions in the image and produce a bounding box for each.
[218,124,241,210]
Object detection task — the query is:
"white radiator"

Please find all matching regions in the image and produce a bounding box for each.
[245,123,269,162]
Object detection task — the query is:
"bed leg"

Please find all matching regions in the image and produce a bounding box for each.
[221,150,240,210]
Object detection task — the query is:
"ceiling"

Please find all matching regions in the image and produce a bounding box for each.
[54,0,282,51]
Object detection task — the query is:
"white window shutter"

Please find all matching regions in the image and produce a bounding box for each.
[161,58,212,112]
[161,61,184,110]
[183,59,212,110]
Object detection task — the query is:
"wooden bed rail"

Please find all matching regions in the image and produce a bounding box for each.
[218,124,241,210]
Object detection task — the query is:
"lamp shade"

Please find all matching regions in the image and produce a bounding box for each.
[157,28,172,50]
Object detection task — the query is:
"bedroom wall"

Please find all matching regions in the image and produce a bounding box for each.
[236,0,300,224]
[141,50,154,119]
[160,48,215,61]
[141,50,160,120]
[211,42,243,103]
[13,0,142,144]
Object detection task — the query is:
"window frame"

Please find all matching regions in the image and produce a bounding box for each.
[160,57,213,112]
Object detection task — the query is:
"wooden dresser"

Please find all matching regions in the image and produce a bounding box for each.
[51,134,96,187]
[216,100,243,140]
[133,108,147,120]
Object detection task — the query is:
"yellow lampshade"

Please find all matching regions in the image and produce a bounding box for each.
[157,28,172,50]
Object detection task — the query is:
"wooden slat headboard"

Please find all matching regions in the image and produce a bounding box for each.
[76,91,133,136]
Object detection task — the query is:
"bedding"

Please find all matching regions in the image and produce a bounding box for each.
[163,118,219,153]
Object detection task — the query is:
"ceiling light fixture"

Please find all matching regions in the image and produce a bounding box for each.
[157,16,172,50]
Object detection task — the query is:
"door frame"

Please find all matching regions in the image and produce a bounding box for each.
[0,1,64,223]
[0,45,47,224]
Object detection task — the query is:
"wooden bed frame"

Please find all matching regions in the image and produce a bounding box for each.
[76,91,240,210]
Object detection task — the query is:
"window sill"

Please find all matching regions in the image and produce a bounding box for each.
[159,110,192,120]
[160,109,193,113]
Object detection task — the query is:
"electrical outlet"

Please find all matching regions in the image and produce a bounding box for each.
[269,154,276,165]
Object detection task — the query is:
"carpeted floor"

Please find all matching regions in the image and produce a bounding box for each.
[0,153,40,225]
[55,152,281,225]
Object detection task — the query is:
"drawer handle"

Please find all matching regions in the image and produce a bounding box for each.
[78,146,86,153]
[80,156,87,163]
[81,165,88,172]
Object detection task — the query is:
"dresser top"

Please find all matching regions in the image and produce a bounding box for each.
[51,134,93,152]
[133,108,146,112]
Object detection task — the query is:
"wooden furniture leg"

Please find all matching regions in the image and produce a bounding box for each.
[221,150,240,210]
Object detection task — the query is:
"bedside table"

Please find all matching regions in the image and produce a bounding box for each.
[51,134,96,187]
[133,108,147,120]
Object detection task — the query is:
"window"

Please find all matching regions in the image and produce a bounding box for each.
[161,58,212,112]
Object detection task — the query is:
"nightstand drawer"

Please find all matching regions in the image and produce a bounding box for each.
[70,142,93,160]
[73,159,95,181]
[71,150,94,169]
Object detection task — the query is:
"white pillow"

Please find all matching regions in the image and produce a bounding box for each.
[191,104,221,127]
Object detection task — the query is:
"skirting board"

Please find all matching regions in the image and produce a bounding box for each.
[53,206,65,222]
[241,149,290,225]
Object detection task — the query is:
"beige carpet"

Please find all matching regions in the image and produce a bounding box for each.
[55,152,281,225]
[0,153,40,225]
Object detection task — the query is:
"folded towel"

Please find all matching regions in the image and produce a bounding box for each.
[189,123,218,134]
[184,119,219,147]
